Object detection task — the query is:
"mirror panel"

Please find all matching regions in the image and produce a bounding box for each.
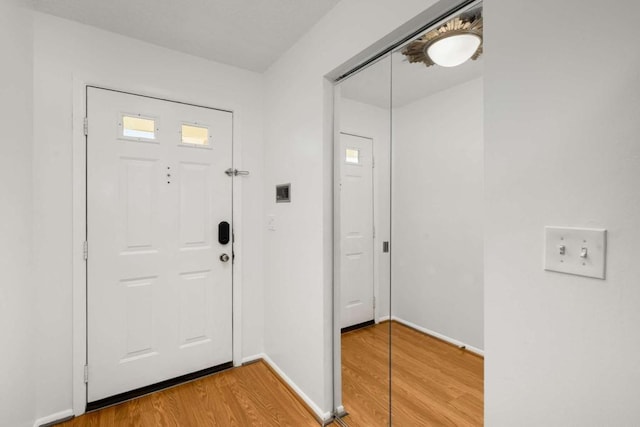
[334,53,392,426]
[390,3,484,425]
[333,3,485,425]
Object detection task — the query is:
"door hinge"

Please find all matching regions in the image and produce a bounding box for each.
[373,296,376,310]
[84,365,89,383]
[83,117,88,136]
[83,241,88,260]
[373,226,376,239]
[372,156,375,168]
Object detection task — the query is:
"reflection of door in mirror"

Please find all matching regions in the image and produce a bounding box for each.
[334,53,392,427]
[391,2,484,425]
[339,132,374,331]
[333,1,484,425]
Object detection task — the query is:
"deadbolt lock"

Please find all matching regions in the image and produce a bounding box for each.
[220,253,230,262]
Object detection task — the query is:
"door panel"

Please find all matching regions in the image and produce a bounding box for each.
[178,162,210,247]
[178,270,209,346]
[120,158,157,249]
[340,133,375,329]
[122,277,156,360]
[87,87,232,403]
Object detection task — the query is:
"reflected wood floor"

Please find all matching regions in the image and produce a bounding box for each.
[340,321,483,426]
[58,360,319,427]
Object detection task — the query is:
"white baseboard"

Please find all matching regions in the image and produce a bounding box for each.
[377,315,390,323]
[256,353,332,424]
[34,409,74,427]
[241,353,264,365]
[392,316,484,357]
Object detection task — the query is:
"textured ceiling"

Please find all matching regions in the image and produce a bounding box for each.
[32,0,340,72]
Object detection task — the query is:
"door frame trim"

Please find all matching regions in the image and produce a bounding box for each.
[72,78,244,416]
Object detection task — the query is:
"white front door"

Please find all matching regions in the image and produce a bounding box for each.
[86,87,233,403]
[339,133,374,329]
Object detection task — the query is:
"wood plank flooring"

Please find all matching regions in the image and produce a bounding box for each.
[58,360,319,427]
[340,321,391,426]
[57,322,482,426]
[340,321,484,426]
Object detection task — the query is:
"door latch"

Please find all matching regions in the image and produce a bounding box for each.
[225,168,250,177]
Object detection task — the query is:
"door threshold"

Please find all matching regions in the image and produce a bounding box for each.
[341,319,375,334]
[86,361,233,412]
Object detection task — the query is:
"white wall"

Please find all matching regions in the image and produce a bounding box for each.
[17,0,640,424]
[485,0,640,424]
[392,77,483,350]
[0,3,35,426]
[340,97,391,321]
[263,0,438,417]
[32,13,264,421]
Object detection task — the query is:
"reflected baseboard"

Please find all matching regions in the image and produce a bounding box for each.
[390,316,484,357]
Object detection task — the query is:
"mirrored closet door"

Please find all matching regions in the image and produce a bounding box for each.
[333,1,484,425]
[390,2,484,424]
[334,52,392,427]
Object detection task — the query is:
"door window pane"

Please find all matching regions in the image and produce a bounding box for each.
[122,116,156,140]
[181,124,210,146]
[346,148,360,164]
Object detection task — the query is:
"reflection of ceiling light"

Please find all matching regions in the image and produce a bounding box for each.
[426,33,481,67]
[402,11,483,68]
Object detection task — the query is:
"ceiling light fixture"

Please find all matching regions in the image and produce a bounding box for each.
[402,11,483,68]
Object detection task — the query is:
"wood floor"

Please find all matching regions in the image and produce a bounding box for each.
[58,360,319,427]
[340,321,484,426]
[57,322,482,426]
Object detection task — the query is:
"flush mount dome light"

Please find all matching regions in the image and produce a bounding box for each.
[426,33,481,67]
[402,11,483,68]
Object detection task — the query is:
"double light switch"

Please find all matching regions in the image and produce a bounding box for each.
[544,227,607,279]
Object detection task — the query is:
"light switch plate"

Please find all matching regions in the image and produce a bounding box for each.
[544,227,606,279]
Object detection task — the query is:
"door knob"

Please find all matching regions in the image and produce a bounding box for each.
[219,253,230,262]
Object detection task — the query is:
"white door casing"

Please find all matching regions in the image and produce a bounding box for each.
[339,133,374,329]
[86,87,233,402]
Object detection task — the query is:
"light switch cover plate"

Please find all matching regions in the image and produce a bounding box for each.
[544,227,607,279]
